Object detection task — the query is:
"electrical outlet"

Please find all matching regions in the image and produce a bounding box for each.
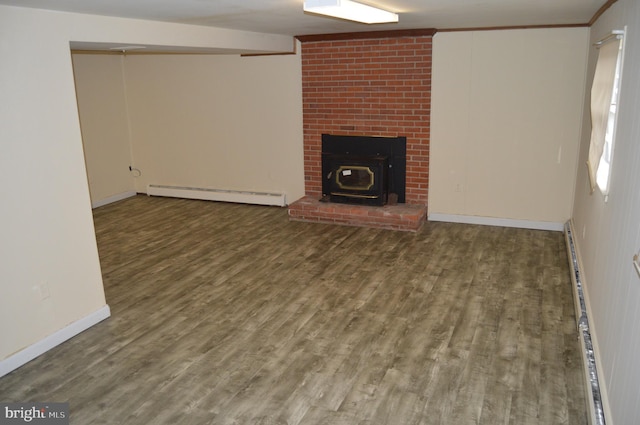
[455,184,463,193]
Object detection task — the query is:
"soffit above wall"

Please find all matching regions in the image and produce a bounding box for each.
[69,41,275,55]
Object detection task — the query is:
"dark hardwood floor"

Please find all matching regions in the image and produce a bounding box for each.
[0,195,587,424]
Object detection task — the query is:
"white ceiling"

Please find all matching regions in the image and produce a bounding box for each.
[2,0,606,53]
[0,0,606,37]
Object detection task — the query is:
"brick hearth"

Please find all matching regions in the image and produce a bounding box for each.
[288,196,427,232]
[289,30,433,231]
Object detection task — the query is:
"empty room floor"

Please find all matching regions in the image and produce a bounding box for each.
[0,196,587,424]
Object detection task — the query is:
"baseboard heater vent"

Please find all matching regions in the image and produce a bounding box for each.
[564,221,606,425]
[147,184,286,207]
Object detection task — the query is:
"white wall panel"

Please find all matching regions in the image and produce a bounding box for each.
[571,0,640,423]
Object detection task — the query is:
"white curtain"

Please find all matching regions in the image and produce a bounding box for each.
[587,36,622,193]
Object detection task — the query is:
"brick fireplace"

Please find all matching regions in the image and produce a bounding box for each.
[288,30,434,231]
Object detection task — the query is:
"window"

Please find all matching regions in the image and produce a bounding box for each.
[587,30,625,197]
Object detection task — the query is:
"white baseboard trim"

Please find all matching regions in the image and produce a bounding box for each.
[0,305,111,378]
[92,191,137,209]
[427,213,565,232]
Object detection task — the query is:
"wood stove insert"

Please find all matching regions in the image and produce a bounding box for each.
[321,134,407,206]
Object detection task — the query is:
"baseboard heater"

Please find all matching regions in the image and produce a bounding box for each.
[147,184,286,207]
[564,221,606,425]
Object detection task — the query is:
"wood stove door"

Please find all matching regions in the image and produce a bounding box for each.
[326,155,388,206]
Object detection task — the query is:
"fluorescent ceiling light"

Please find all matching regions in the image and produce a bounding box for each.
[304,0,398,24]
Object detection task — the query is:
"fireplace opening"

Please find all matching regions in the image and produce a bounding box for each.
[321,134,407,206]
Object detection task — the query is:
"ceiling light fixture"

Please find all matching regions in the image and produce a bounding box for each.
[303,0,398,24]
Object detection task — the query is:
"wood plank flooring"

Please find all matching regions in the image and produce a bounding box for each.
[0,195,587,424]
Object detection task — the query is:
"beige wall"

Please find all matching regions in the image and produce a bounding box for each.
[123,53,304,201]
[0,6,106,364]
[430,28,588,227]
[72,54,135,203]
[72,50,304,206]
[571,0,640,423]
[0,4,293,367]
